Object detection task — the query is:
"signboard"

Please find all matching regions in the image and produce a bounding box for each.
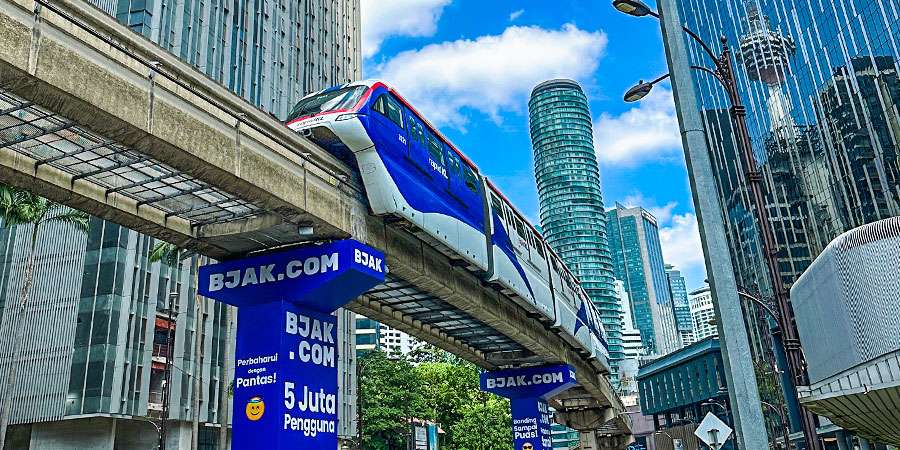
[480,365,577,450]
[232,301,340,448]
[199,240,385,312]
[695,412,733,449]
[200,240,385,450]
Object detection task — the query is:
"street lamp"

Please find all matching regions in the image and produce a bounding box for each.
[614,3,822,449]
[612,0,656,17]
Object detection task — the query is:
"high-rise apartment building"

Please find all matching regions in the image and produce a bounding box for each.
[605,204,679,355]
[665,264,695,348]
[528,79,623,373]
[688,287,717,342]
[89,0,362,119]
[355,316,422,356]
[0,217,357,447]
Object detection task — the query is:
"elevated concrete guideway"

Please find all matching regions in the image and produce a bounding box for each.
[0,0,631,445]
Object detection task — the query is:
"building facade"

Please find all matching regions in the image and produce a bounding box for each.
[792,217,900,446]
[605,204,679,355]
[637,338,734,450]
[665,264,695,348]
[0,217,357,448]
[688,286,717,341]
[89,0,362,120]
[529,79,623,372]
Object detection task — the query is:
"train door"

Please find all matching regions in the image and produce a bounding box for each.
[443,150,488,269]
[405,114,430,179]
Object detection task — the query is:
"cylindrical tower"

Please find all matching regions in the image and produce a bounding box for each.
[528,79,623,372]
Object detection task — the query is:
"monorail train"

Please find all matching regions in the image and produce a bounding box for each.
[285,80,610,372]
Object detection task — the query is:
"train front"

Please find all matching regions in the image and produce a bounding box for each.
[285,81,377,165]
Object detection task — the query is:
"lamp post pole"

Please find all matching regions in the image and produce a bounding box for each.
[614,0,769,447]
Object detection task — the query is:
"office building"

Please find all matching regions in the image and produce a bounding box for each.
[355,316,421,356]
[665,264,695,348]
[637,338,732,449]
[89,0,362,119]
[678,0,900,443]
[0,217,357,448]
[792,217,900,447]
[616,279,646,359]
[688,286,717,341]
[529,79,623,373]
[606,204,678,355]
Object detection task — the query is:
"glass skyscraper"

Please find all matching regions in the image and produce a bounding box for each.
[678,0,900,442]
[528,79,623,371]
[89,0,362,119]
[605,204,679,355]
[665,264,695,348]
[530,83,621,450]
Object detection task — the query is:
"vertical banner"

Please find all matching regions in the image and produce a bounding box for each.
[232,301,340,448]
[200,240,385,450]
[480,365,577,450]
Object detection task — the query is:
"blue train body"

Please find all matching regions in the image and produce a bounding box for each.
[286,80,610,372]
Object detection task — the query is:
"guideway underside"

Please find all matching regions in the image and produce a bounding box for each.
[0,0,631,444]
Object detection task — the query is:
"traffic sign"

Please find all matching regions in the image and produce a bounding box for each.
[694,412,733,449]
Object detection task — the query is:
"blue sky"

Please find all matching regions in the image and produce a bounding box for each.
[360,0,708,291]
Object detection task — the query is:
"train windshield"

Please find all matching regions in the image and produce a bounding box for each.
[287,86,368,122]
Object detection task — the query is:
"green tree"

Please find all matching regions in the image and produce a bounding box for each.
[359,351,431,449]
[0,186,89,448]
[412,346,513,450]
[445,396,512,450]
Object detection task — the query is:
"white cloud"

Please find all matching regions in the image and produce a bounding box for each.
[509,9,524,21]
[593,86,683,166]
[372,24,608,126]
[622,192,677,224]
[361,0,451,58]
[658,212,704,274]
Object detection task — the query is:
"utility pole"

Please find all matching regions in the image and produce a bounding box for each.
[160,291,178,450]
[655,0,769,448]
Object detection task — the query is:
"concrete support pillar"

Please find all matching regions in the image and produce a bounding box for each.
[858,437,873,450]
[579,431,600,450]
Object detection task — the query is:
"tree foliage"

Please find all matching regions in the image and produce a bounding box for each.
[360,345,512,450]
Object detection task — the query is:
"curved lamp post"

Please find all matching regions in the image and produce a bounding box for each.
[614,1,821,449]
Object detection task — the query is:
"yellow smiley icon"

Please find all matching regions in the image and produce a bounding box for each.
[246,396,265,421]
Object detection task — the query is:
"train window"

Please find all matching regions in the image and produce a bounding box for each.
[491,194,503,215]
[514,217,525,238]
[427,134,444,164]
[384,96,404,128]
[407,115,416,137]
[535,239,545,258]
[463,165,479,193]
[416,123,426,147]
[448,154,460,177]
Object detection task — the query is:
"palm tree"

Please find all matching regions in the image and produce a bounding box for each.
[0,185,89,448]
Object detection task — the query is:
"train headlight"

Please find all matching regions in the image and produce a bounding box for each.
[335,113,363,121]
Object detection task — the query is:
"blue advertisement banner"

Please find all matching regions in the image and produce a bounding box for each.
[509,397,553,450]
[199,239,385,312]
[480,366,577,450]
[480,365,577,399]
[232,301,339,449]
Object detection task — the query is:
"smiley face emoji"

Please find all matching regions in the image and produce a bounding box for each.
[245,396,265,421]
[522,443,533,450]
